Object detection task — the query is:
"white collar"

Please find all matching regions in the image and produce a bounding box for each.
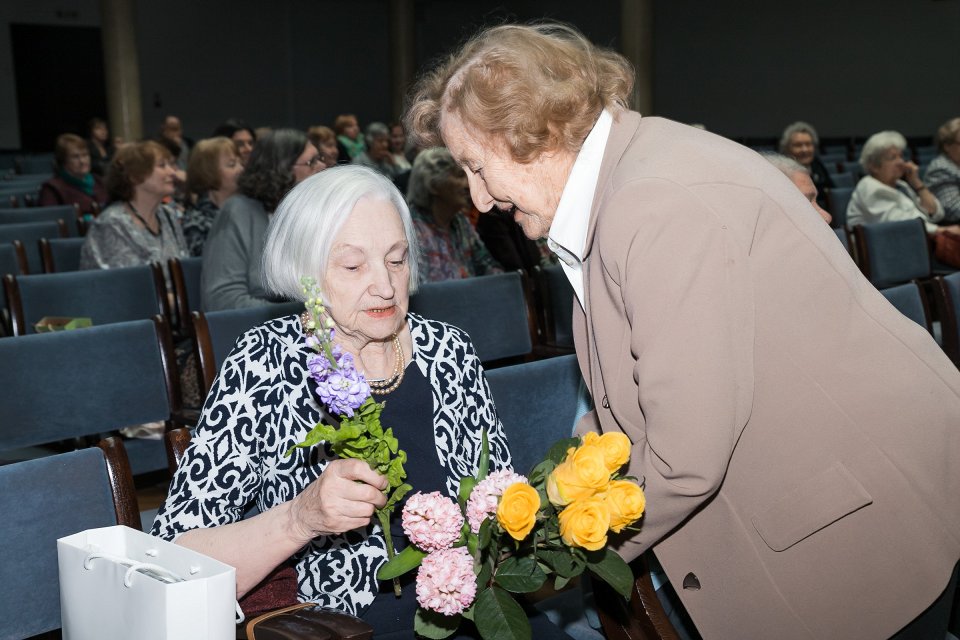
[548,109,614,262]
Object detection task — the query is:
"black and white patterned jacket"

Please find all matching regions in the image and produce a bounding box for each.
[151,312,511,615]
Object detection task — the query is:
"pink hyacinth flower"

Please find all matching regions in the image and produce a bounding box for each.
[416,547,477,615]
[401,491,464,553]
[465,469,528,533]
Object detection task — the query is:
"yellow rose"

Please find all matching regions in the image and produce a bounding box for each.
[558,497,611,551]
[546,445,610,506]
[602,480,646,533]
[584,432,631,473]
[497,482,541,540]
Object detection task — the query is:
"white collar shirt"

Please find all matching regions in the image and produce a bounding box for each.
[547,109,614,311]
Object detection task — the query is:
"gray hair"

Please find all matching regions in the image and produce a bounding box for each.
[859,131,907,170]
[262,165,419,302]
[365,122,390,142]
[760,152,810,178]
[406,147,460,210]
[778,121,820,155]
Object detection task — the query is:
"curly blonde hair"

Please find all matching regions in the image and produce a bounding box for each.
[405,22,634,164]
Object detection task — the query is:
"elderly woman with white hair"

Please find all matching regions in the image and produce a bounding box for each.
[407,146,503,282]
[150,166,567,637]
[846,130,949,234]
[779,121,834,210]
[352,122,403,181]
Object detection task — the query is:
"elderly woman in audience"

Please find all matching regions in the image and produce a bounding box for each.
[86,117,114,176]
[80,140,187,284]
[925,117,960,224]
[407,147,503,282]
[352,122,403,182]
[847,130,957,235]
[334,113,365,162]
[762,152,833,224]
[201,128,323,311]
[151,166,568,638]
[307,125,340,168]
[389,123,412,171]
[779,121,834,210]
[212,118,257,166]
[182,137,244,256]
[38,133,109,216]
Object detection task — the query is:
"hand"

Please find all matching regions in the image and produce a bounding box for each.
[902,161,921,186]
[288,459,388,541]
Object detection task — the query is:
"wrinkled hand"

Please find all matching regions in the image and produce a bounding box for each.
[289,459,388,541]
[902,161,921,184]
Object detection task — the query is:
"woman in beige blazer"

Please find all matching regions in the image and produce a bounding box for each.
[406,23,960,639]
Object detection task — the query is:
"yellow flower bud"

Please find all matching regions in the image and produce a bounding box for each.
[546,445,610,507]
[558,497,610,551]
[601,480,646,533]
[496,482,540,541]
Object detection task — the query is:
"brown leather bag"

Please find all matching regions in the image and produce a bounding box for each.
[244,603,373,640]
[935,230,960,268]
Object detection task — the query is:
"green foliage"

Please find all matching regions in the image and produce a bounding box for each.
[474,587,531,640]
[378,545,427,581]
[494,556,547,593]
[414,609,461,639]
[587,547,634,599]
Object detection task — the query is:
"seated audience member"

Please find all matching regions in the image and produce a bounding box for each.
[80,140,188,285]
[86,117,114,176]
[407,147,503,282]
[925,117,960,224]
[182,137,244,256]
[762,152,833,224]
[307,125,340,168]
[201,129,322,311]
[389,123,412,171]
[353,122,403,182]
[159,114,192,170]
[212,118,257,166]
[39,133,109,216]
[152,166,571,638]
[779,121,835,210]
[847,130,954,235]
[334,113,365,162]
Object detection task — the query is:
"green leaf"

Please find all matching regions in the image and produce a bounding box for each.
[478,518,493,550]
[494,556,547,594]
[554,575,570,591]
[474,586,531,640]
[478,428,490,481]
[383,483,411,511]
[414,608,460,639]
[458,476,477,506]
[545,437,580,464]
[587,547,634,599]
[377,544,426,580]
[467,532,479,556]
[461,605,475,621]
[537,549,583,578]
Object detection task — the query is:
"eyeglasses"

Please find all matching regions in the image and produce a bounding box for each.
[293,155,324,169]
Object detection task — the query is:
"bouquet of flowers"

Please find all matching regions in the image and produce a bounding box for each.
[377,430,646,640]
[286,277,411,595]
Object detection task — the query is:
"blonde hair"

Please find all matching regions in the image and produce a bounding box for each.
[405,22,634,164]
[186,137,238,195]
[935,117,960,154]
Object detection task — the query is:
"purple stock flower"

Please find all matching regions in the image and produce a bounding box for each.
[313,351,371,417]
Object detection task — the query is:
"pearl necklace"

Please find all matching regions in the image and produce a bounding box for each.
[368,333,405,396]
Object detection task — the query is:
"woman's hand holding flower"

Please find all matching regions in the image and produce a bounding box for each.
[289,458,388,542]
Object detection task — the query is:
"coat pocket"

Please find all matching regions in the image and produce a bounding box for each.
[751,462,873,552]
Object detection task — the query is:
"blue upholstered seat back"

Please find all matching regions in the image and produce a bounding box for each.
[14,264,163,333]
[203,301,304,367]
[833,227,850,252]
[880,283,928,331]
[0,320,170,456]
[0,448,118,637]
[178,256,204,314]
[485,354,583,476]
[409,272,532,363]
[542,265,575,348]
[0,220,62,274]
[42,237,85,272]
[0,205,78,236]
[0,243,22,276]
[859,219,930,288]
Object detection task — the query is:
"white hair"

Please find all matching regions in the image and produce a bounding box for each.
[859,131,907,171]
[262,165,420,302]
[760,152,810,178]
[778,121,820,155]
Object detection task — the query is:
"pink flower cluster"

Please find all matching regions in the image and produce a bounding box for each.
[415,547,477,615]
[465,469,528,533]
[401,492,464,553]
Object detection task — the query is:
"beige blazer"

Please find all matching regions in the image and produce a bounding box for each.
[573,111,960,639]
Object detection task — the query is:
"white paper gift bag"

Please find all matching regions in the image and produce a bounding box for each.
[58,525,237,640]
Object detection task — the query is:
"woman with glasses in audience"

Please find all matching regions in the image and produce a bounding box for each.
[182,137,245,256]
[39,133,109,216]
[925,118,960,224]
[201,128,323,311]
[79,140,187,286]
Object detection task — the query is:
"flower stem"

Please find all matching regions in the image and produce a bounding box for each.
[377,508,402,597]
